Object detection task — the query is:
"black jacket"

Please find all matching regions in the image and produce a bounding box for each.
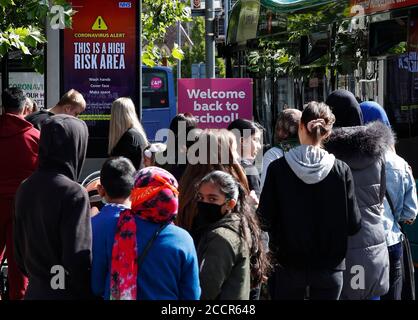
[110,128,148,169]
[258,157,361,270]
[14,115,92,300]
[25,109,55,131]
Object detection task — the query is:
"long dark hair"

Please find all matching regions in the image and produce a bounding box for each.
[177,129,250,231]
[198,170,270,288]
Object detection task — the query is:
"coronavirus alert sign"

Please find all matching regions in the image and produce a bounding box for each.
[62,0,138,148]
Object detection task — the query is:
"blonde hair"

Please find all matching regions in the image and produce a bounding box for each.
[57,89,86,110]
[108,97,149,154]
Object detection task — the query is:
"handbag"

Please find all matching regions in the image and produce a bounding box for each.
[386,191,416,300]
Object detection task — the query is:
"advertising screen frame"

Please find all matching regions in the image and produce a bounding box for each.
[60,0,140,158]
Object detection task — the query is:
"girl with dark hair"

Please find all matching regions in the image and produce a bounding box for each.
[164,113,199,181]
[195,170,270,300]
[177,129,250,232]
[228,119,263,198]
[261,109,302,188]
[258,101,361,300]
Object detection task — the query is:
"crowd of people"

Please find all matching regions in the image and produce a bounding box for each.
[0,86,417,300]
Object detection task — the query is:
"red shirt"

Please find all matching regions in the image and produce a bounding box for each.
[0,113,40,198]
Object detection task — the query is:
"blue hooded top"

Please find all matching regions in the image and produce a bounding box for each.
[360,101,391,127]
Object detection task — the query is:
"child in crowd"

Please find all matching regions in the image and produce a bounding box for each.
[143,143,167,167]
[194,171,270,300]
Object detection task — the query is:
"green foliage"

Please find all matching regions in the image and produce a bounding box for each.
[387,41,407,56]
[142,0,191,67]
[0,0,74,73]
[175,17,226,78]
[246,37,308,78]
[246,1,368,78]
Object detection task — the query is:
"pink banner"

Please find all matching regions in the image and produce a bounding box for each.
[178,78,253,129]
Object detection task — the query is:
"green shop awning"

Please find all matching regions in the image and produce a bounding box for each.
[227,0,348,44]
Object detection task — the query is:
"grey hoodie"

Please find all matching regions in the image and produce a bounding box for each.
[284,145,335,184]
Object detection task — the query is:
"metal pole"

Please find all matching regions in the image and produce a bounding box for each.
[224,0,229,41]
[1,53,9,94]
[139,0,143,120]
[205,0,215,78]
[177,21,182,80]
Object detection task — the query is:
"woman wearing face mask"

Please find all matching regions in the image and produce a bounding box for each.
[258,101,362,300]
[177,129,249,232]
[194,171,270,300]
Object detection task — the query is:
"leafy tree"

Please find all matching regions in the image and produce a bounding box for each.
[174,17,226,78]
[142,0,191,67]
[0,0,74,74]
[0,0,190,74]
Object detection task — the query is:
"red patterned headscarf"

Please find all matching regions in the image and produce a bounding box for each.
[110,167,179,300]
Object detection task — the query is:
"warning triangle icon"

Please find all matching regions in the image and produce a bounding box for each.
[92,16,108,31]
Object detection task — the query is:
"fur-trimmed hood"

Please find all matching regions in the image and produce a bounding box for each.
[325,121,395,170]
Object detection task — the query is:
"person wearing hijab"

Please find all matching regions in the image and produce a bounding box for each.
[361,102,418,300]
[91,163,200,300]
[325,89,364,128]
[325,89,393,300]
[360,101,391,128]
[14,115,92,300]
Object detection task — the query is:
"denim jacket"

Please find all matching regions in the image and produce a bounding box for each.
[383,150,418,247]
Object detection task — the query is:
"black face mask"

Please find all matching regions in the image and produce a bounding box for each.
[195,201,226,227]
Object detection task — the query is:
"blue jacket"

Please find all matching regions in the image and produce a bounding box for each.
[91,203,201,300]
[383,150,418,246]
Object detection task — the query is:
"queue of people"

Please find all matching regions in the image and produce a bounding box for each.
[1,85,417,301]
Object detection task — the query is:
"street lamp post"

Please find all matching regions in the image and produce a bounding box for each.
[205,0,215,78]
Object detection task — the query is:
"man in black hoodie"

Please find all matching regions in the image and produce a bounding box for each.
[14,114,92,299]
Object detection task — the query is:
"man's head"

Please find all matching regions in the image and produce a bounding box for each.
[54,89,86,117]
[1,87,26,115]
[98,157,136,202]
[39,114,89,182]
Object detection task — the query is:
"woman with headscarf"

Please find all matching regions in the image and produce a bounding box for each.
[91,160,200,300]
[360,101,391,128]
[360,101,418,300]
[325,89,393,300]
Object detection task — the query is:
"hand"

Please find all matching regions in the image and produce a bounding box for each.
[248,190,259,208]
[404,219,415,225]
